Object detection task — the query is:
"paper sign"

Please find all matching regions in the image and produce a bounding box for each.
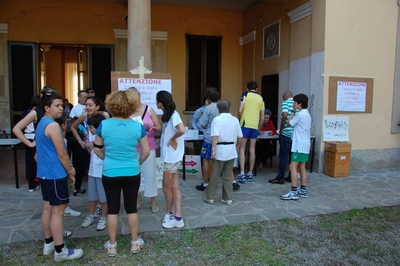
[178,155,202,179]
[323,115,349,141]
[336,81,367,112]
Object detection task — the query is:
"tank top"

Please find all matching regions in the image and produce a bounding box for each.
[137,105,157,151]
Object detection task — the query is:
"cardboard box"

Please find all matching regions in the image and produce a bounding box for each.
[324,142,351,177]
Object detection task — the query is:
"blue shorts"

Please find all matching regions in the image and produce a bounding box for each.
[40,177,70,206]
[241,127,259,139]
[200,141,212,159]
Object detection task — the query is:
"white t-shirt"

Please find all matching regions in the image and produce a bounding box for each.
[289,109,311,154]
[160,111,184,163]
[211,113,243,161]
[69,104,86,119]
[88,132,103,178]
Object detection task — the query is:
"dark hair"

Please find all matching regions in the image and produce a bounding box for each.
[41,91,62,107]
[217,99,230,113]
[293,93,308,109]
[247,81,258,91]
[86,96,105,111]
[86,88,95,93]
[264,109,272,116]
[87,113,105,129]
[156,90,175,123]
[206,87,219,103]
[31,95,41,107]
[41,86,56,95]
[55,113,67,126]
[77,90,87,97]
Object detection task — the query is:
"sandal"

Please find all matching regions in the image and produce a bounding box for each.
[151,203,160,214]
[63,230,72,238]
[268,178,285,185]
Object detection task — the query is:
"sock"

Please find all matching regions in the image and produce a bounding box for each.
[291,186,298,192]
[247,172,252,176]
[240,171,245,175]
[232,180,237,184]
[99,217,107,221]
[88,215,95,219]
[175,216,182,221]
[45,237,53,244]
[96,204,101,209]
[55,243,65,253]
[300,186,307,191]
[203,183,208,187]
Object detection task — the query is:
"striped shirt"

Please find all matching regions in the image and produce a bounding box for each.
[281,98,295,138]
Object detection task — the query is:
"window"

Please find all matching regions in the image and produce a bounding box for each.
[186,34,221,111]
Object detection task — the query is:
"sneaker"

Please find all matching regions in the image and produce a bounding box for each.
[298,189,308,198]
[81,216,95,228]
[29,185,40,192]
[236,174,246,183]
[104,240,117,257]
[268,178,285,185]
[64,206,81,217]
[130,237,144,254]
[94,206,102,218]
[73,188,86,196]
[232,182,240,190]
[247,174,253,182]
[96,218,107,231]
[220,199,232,206]
[280,190,300,200]
[162,217,184,229]
[54,245,83,262]
[195,183,207,191]
[43,241,55,255]
[203,196,214,205]
[63,230,72,238]
[162,213,173,224]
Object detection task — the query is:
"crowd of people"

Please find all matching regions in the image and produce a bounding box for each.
[13,82,311,262]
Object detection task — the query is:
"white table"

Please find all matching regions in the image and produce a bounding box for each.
[0,139,22,188]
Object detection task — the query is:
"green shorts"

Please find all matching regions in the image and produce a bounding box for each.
[291,152,309,163]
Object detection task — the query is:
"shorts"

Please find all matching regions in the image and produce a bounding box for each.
[241,127,258,139]
[163,161,181,173]
[291,152,309,163]
[200,141,212,159]
[88,175,107,203]
[40,177,70,206]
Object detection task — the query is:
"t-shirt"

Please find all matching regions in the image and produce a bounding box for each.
[36,117,68,179]
[289,109,311,154]
[211,113,243,161]
[69,104,86,119]
[96,118,146,177]
[281,98,295,138]
[239,91,264,130]
[199,102,219,143]
[160,111,185,163]
[88,132,103,178]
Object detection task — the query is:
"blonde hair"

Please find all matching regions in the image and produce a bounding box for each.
[105,90,139,118]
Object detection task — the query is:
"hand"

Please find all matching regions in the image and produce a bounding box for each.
[69,167,75,176]
[168,139,178,150]
[29,140,36,148]
[86,141,93,149]
[68,175,76,186]
[212,151,217,160]
[259,130,264,135]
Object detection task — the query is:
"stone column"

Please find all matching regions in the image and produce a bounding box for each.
[127,0,151,71]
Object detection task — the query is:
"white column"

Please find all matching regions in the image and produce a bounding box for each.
[127,0,152,71]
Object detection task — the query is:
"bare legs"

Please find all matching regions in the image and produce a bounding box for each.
[162,171,182,217]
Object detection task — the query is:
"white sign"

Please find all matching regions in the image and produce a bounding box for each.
[178,155,202,179]
[336,81,367,112]
[323,115,349,141]
[118,78,171,115]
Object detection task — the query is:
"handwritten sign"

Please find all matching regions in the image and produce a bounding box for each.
[336,81,367,112]
[118,78,171,115]
[323,115,349,141]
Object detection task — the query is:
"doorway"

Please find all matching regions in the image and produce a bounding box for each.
[262,74,279,155]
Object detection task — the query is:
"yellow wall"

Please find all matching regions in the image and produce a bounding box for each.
[324,0,400,149]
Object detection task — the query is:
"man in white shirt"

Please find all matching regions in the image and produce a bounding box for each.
[69,90,87,119]
[203,99,243,206]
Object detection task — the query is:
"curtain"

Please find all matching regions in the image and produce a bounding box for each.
[64,49,78,105]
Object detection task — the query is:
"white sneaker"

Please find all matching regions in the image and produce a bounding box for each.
[81,216,95,228]
[64,206,81,217]
[130,237,144,253]
[280,190,300,200]
[63,230,72,238]
[96,218,107,231]
[43,241,55,255]
[162,213,173,224]
[94,206,102,218]
[220,199,232,206]
[104,240,117,257]
[28,186,40,192]
[53,245,83,262]
[162,217,184,229]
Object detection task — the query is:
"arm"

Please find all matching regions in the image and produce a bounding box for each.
[279,112,288,134]
[287,109,296,126]
[102,111,111,119]
[71,113,87,148]
[12,110,37,147]
[167,123,186,149]
[46,122,75,183]
[238,102,244,120]
[138,136,150,164]
[94,135,105,160]
[259,109,264,130]
[149,107,162,132]
[191,109,200,130]
[211,135,218,160]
